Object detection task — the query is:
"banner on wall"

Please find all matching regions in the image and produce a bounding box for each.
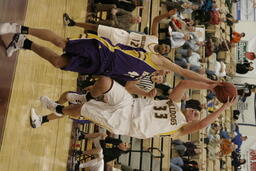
[237,94,256,124]
[237,0,256,21]
[251,150,256,170]
[236,41,248,63]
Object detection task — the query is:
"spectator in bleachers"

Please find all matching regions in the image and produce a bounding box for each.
[208,9,225,25]
[237,83,256,102]
[98,7,141,31]
[214,61,227,78]
[85,3,142,31]
[175,46,203,65]
[158,17,195,34]
[200,0,217,12]
[220,139,236,156]
[174,57,206,75]
[193,1,227,26]
[161,31,204,50]
[170,157,199,171]
[225,13,239,27]
[230,32,245,44]
[192,0,216,22]
[94,0,143,12]
[219,127,232,140]
[170,18,195,32]
[172,139,201,157]
[232,124,248,152]
[75,131,131,163]
[231,151,246,171]
[176,1,200,15]
[205,38,215,57]
[236,61,254,74]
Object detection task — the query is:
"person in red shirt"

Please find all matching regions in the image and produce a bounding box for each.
[231,32,245,43]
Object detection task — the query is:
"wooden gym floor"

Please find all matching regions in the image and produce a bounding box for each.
[0,0,89,170]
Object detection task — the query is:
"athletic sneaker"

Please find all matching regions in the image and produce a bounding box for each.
[66,92,87,104]
[30,108,42,128]
[0,22,20,35]
[6,33,26,57]
[40,96,62,116]
[63,13,76,26]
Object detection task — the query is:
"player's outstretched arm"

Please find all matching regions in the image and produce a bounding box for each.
[169,80,217,102]
[152,54,217,84]
[179,97,236,135]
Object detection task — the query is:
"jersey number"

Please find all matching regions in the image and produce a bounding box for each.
[154,106,168,119]
[130,39,141,47]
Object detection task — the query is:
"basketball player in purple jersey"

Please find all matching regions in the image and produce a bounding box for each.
[0,23,217,98]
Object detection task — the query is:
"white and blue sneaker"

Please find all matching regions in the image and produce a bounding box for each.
[40,96,62,116]
[6,33,26,57]
[30,108,42,128]
[0,22,20,35]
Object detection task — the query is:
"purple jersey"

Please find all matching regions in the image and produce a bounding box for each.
[63,34,160,82]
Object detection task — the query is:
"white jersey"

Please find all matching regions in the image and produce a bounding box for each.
[81,81,187,139]
[97,25,159,53]
[130,98,187,139]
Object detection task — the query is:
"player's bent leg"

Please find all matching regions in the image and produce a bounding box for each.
[29,28,67,48]
[31,42,69,68]
[1,23,67,48]
[62,104,83,118]
[75,22,98,32]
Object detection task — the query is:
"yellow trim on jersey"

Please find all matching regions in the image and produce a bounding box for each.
[81,33,160,70]
[159,129,179,136]
[159,123,186,136]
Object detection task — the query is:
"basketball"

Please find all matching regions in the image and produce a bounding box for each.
[214,82,237,103]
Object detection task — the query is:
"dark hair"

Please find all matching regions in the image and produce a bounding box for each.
[166,1,183,11]
[233,110,240,115]
[233,115,239,120]
[185,99,202,111]
[182,159,199,171]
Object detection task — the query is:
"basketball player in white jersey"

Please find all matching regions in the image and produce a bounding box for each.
[62,4,178,55]
[35,76,235,139]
